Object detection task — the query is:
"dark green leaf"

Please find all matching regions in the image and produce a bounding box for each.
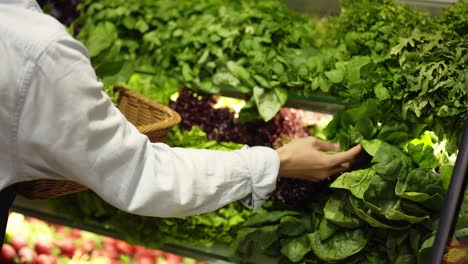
[309,229,368,262]
[440,164,454,190]
[281,234,312,262]
[395,168,444,203]
[318,218,339,240]
[330,169,375,199]
[324,194,363,229]
[244,210,301,227]
[349,196,409,230]
[363,174,429,223]
[279,216,306,237]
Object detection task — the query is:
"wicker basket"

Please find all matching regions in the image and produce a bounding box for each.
[16,87,181,200]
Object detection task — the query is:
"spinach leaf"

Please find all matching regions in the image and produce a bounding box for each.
[330,169,375,199]
[253,86,284,121]
[318,218,339,241]
[363,174,429,223]
[440,164,454,190]
[386,230,418,263]
[231,225,280,258]
[279,216,307,237]
[349,196,409,230]
[280,234,313,263]
[309,229,367,262]
[395,168,445,206]
[377,120,409,145]
[324,194,363,229]
[417,236,435,264]
[244,210,301,227]
[369,140,413,181]
[407,143,438,169]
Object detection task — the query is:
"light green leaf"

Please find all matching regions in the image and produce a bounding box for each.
[330,169,375,199]
[274,87,288,105]
[86,22,117,57]
[253,86,282,121]
[325,69,344,83]
[374,83,390,100]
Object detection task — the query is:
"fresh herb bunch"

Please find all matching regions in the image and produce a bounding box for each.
[73,0,317,121]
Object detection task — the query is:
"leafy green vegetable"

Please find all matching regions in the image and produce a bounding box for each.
[407,143,438,169]
[279,216,307,237]
[363,174,429,224]
[366,139,413,181]
[280,234,312,262]
[330,169,375,199]
[395,168,445,208]
[244,210,301,228]
[309,229,368,262]
[440,164,454,190]
[324,194,363,229]
[75,0,317,121]
[318,218,339,241]
[349,196,409,230]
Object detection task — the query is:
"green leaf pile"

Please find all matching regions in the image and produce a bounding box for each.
[231,102,454,263]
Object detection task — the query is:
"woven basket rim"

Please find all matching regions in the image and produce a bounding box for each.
[115,85,181,132]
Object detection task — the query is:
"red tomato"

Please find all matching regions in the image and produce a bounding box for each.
[81,239,97,253]
[0,244,16,264]
[56,239,75,258]
[136,255,156,264]
[34,238,53,255]
[114,240,133,255]
[70,228,82,239]
[35,254,57,264]
[164,253,183,264]
[18,247,37,264]
[10,235,28,252]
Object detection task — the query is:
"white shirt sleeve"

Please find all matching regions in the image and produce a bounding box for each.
[16,35,279,217]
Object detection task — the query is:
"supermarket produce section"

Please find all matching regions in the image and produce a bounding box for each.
[8,0,468,263]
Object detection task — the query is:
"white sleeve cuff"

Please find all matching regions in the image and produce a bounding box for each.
[239,146,280,210]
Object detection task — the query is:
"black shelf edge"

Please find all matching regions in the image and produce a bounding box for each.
[219,88,347,114]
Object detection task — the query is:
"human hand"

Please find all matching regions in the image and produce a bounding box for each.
[276,137,362,182]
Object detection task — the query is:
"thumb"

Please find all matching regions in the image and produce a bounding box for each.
[328,144,362,166]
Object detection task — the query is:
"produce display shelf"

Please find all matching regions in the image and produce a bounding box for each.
[132,70,349,114]
[11,196,233,264]
[219,87,348,115]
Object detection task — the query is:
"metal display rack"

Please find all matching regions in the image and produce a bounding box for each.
[429,119,468,263]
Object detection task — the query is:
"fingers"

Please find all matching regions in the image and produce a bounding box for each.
[323,163,351,179]
[310,138,341,152]
[328,144,362,167]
